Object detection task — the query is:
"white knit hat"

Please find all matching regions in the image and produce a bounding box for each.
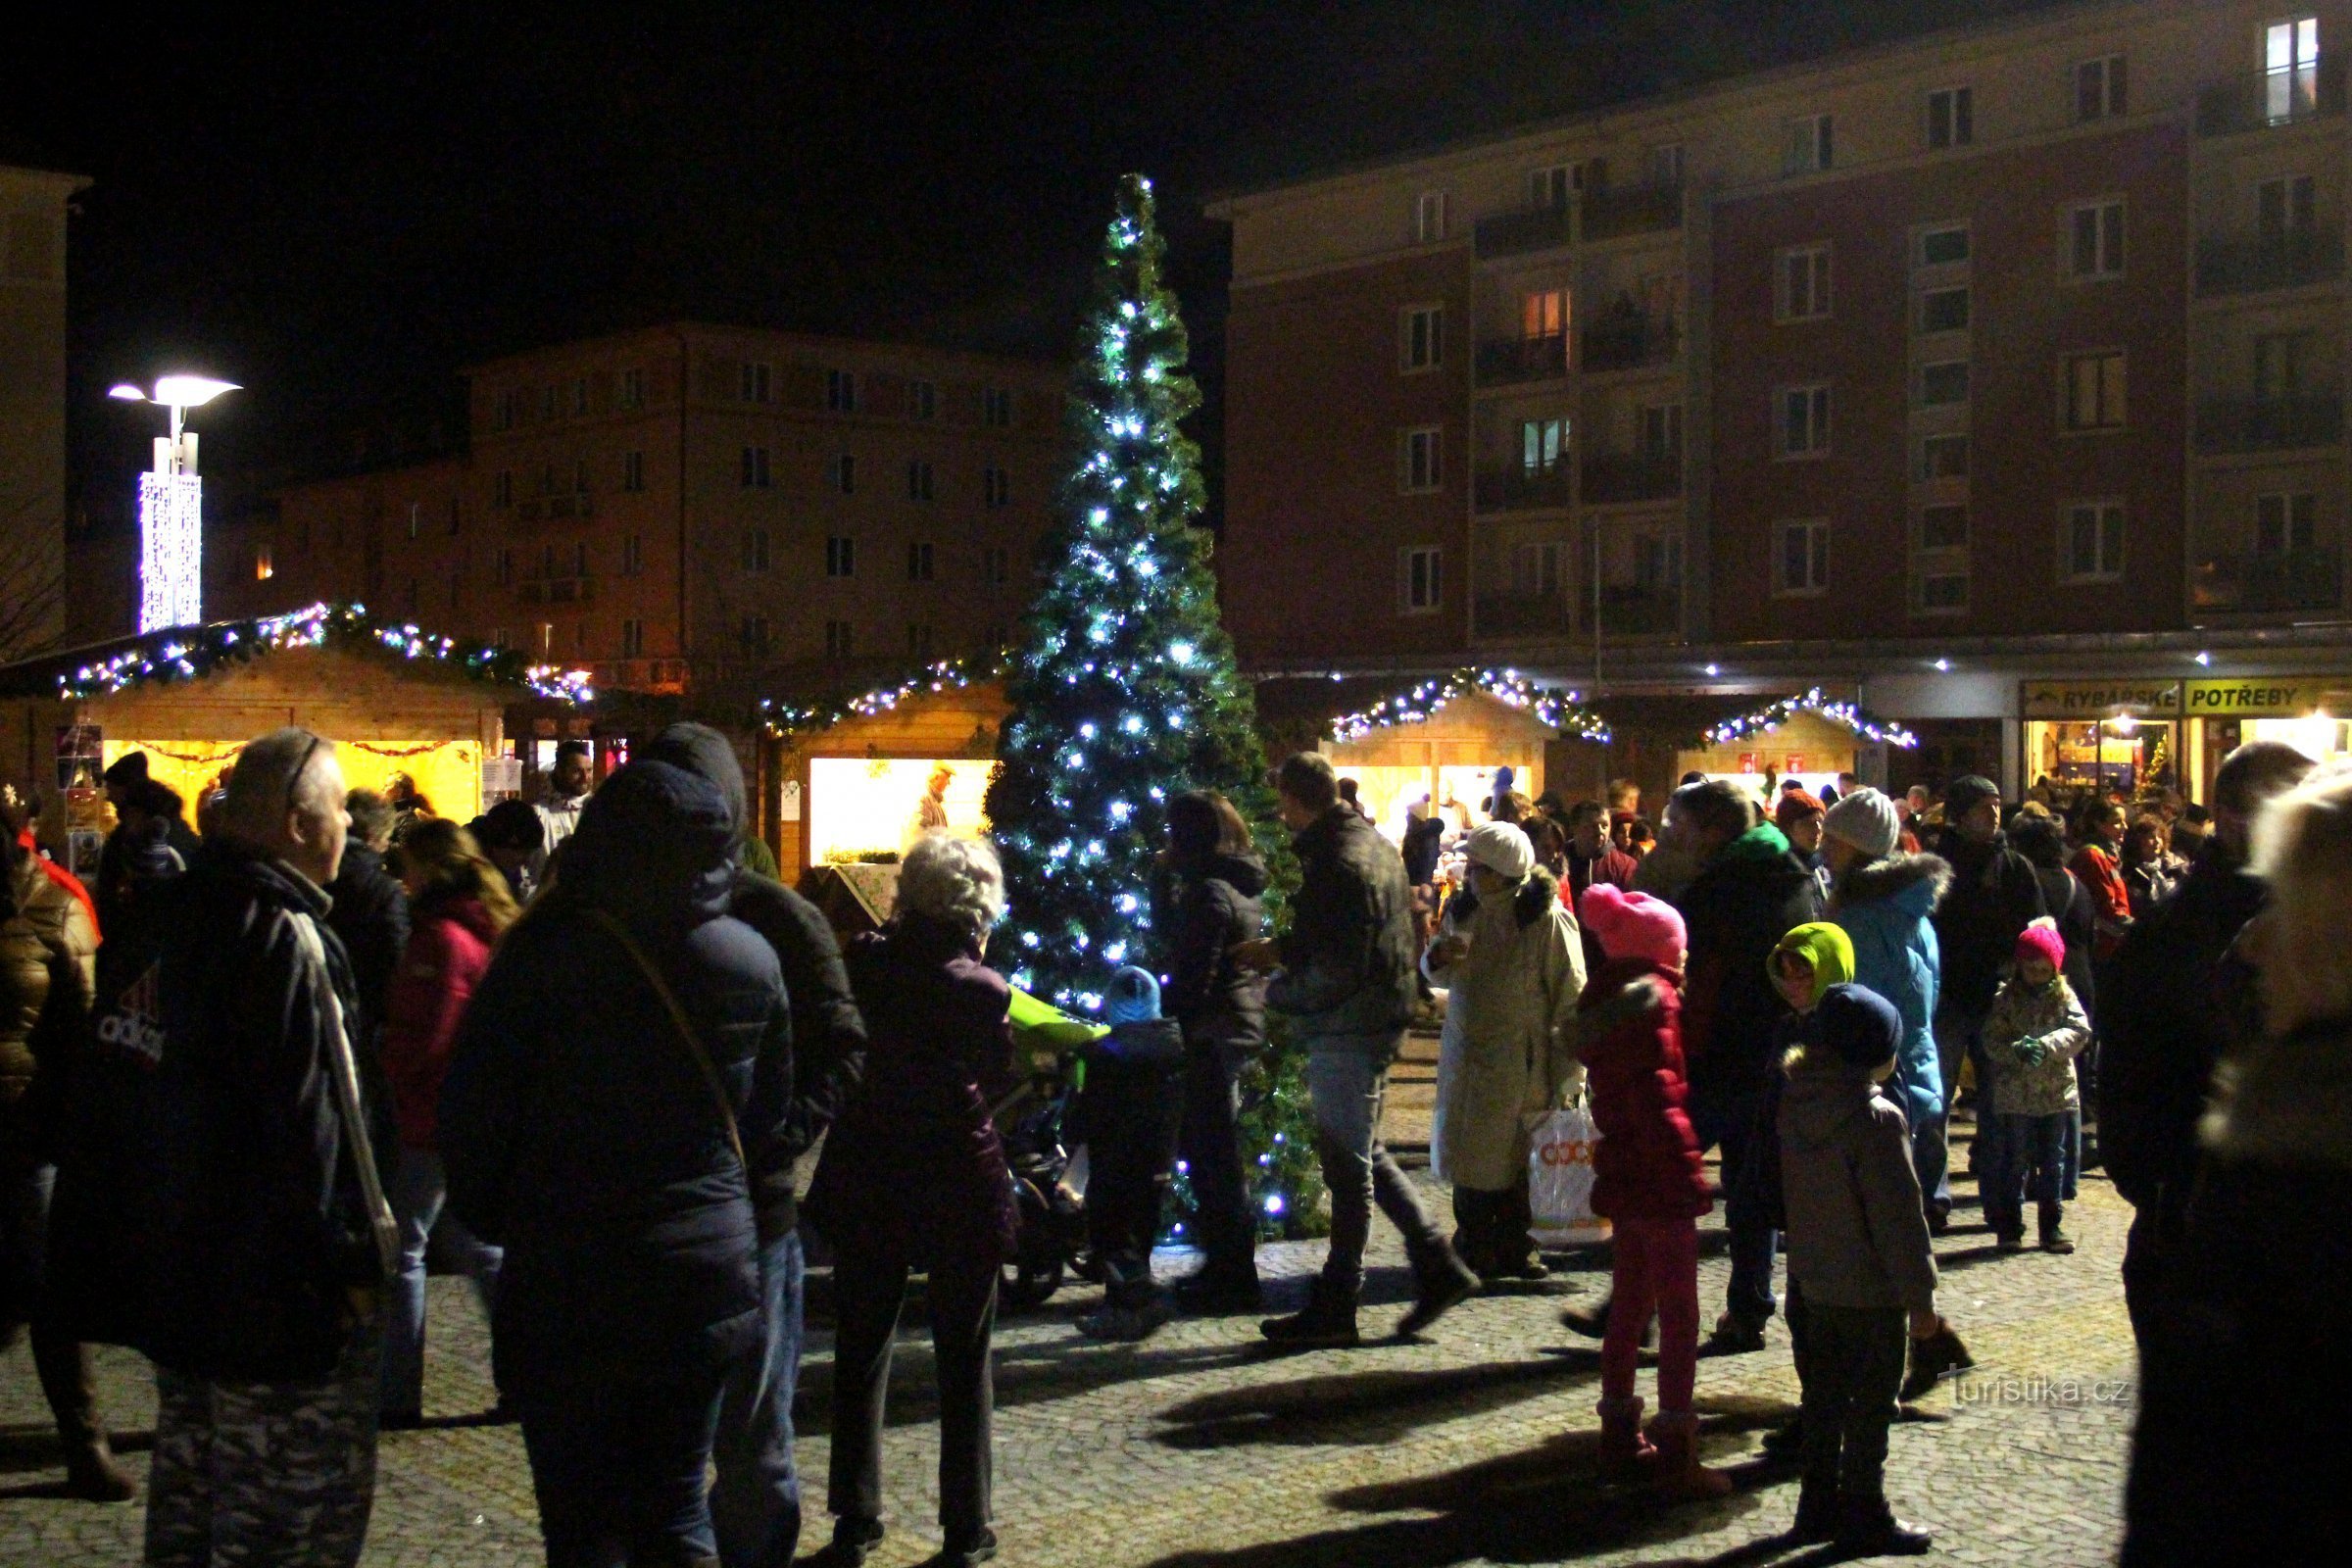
[1822,787,1901,859]
[1463,821,1536,880]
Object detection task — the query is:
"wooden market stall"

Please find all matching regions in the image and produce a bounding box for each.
[1668,688,1917,799]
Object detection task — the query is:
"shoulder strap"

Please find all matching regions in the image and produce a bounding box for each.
[290,911,400,1282]
[587,908,746,1172]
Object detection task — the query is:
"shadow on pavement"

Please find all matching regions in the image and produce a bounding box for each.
[1152,1351,1604,1450]
[0,1425,151,1477]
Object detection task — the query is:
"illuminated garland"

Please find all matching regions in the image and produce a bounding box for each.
[1329,667,1612,745]
[758,650,1006,740]
[55,603,593,705]
[1700,687,1919,750]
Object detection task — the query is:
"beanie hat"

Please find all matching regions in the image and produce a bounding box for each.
[1822,787,1901,859]
[1817,983,1901,1071]
[102,751,150,790]
[2015,915,2067,974]
[1774,791,1824,830]
[1105,964,1161,1025]
[1945,775,2000,825]
[1772,921,1856,1005]
[1578,883,1686,972]
[1463,821,1535,881]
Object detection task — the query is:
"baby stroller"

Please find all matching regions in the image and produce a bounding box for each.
[992,990,1106,1309]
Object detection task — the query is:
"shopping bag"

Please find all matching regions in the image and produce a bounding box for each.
[1529,1102,1609,1245]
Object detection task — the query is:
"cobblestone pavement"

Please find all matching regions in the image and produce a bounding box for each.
[0,1051,2135,1566]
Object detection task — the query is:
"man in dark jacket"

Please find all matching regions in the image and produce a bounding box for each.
[327,789,410,1054]
[1669,778,1824,1349]
[441,760,791,1568]
[644,721,867,1568]
[1926,776,2044,1224]
[1237,754,1476,1347]
[1565,800,1640,974]
[137,729,397,1568]
[2100,740,2312,1348]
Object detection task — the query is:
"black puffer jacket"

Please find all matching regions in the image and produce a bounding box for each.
[1269,807,1416,1048]
[1931,827,2046,1016]
[1162,851,1269,1054]
[440,761,791,1395]
[1676,822,1823,1126]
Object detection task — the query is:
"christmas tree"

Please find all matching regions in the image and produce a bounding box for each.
[987,173,1320,1235]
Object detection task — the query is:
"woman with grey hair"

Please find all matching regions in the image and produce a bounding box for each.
[803,834,1018,1567]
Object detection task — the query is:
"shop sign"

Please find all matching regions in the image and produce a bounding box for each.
[2018,680,2181,719]
[2182,677,2352,716]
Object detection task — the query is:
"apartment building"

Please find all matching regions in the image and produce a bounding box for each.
[0,164,85,662]
[1212,0,2352,800]
[259,324,1063,694]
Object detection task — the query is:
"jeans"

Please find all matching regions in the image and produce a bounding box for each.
[1304,1042,1446,1297]
[519,1370,727,1568]
[712,1229,805,1568]
[381,1147,502,1417]
[1985,1110,2071,1239]
[1930,1003,1991,1214]
[1691,1104,1778,1328]
[1797,1302,1908,1504]
[828,1242,997,1539]
[1179,1047,1256,1283]
[1600,1215,1699,1413]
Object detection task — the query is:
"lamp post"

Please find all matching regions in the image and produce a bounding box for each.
[109,375,239,632]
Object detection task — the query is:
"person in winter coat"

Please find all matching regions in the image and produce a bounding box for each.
[1777,983,1940,1556]
[1668,778,1824,1350]
[1563,801,1639,974]
[375,818,515,1427]
[1573,884,1724,1499]
[1159,790,1270,1314]
[1072,966,1188,1341]
[2006,814,2097,1024]
[2120,814,2179,919]
[440,760,791,1568]
[328,789,411,1059]
[2121,766,2352,1566]
[1980,918,2091,1252]
[94,777,189,938]
[1421,822,1586,1282]
[1821,788,1952,1210]
[2070,799,2133,960]
[802,833,1016,1568]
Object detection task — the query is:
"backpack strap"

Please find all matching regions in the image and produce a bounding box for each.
[290,912,399,1282]
[587,908,746,1173]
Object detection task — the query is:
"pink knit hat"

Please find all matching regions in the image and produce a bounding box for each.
[1579,883,1687,972]
[2015,915,2067,973]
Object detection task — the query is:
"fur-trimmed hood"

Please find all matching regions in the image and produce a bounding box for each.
[2204,1019,2352,1170]
[1451,864,1565,930]
[1835,852,1951,918]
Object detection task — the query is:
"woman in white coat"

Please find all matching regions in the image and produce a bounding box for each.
[1423,821,1589,1280]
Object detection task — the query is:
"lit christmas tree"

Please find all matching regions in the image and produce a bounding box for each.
[986,173,1320,1235]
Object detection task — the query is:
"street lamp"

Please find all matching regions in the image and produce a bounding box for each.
[110,375,238,632]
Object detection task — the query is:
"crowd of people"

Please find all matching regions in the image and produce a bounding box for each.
[0,721,2344,1564]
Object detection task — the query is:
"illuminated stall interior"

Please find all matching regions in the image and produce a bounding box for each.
[1673,690,1917,800]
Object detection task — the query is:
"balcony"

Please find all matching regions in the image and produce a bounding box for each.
[1582,181,1684,243]
[2195,391,2345,452]
[1582,313,1681,373]
[2192,547,2343,613]
[1474,464,1575,513]
[1474,590,1571,638]
[1580,450,1684,504]
[2197,56,2348,135]
[1578,582,1684,636]
[516,574,595,607]
[1474,204,1575,260]
[1476,334,1570,386]
[2196,229,2347,296]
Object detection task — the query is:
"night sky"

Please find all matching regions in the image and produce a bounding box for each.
[6,1,2065,520]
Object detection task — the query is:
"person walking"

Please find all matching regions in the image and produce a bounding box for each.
[802,833,1016,1568]
[1421,821,1585,1282]
[327,788,411,1060]
[1160,791,1270,1314]
[375,818,514,1429]
[440,760,790,1568]
[1238,754,1477,1347]
[1979,919,2091,1253]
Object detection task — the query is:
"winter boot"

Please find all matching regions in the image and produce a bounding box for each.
[32,1332,135,1504]
[1260,1276,1361,1348]
[1646,1410,1733,1500]
[1559,1287,1612,1340]
[1788,1478,1840,1543]
[2039,1204,2075,1253]
[1758,1417,1805,1461]
[941,1526,1000,1566]
[1396,1238,1480,1337]
[1836,1494,1933,1555]
[1594,1395,1656,1480]
[1702,1310,1766,1354]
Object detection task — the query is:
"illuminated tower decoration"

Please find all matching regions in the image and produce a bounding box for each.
[109,376,238,632]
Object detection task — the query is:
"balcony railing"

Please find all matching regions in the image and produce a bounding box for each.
[1580,450,1684,504]
[2192,547,2342,613]
[2195,228,2347,296]
[1474,590,1571,638]
[1473,464,1576,512]
[1578,582,1684,636]
[2197,56,2349,135]
[1475,334,1570,386]
[2195,391,2345,452]
[1473,204,1575,260]
[1582,315,1681,373]
[1582,181,1685,242]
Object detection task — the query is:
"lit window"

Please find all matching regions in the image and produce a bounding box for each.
[254,546,273,581]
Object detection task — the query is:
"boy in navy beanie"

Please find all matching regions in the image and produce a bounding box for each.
[1075,966,1187,1341]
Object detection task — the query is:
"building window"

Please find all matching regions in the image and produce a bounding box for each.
[1400,546,1444,613]
[254,545,273,581]
[1920,361,1970,406]
[984,386,1013,426]
[1928,85,1975,148]
[622,533,643,575]
[407,504,421,541]
[1918,433,1971,480]
[1919,504,1970,550]
[1647,142,1685,186]
[2067,199,2125,279]
[824,619,855,659]
[825,535,857,577]
[1509,541,1566,598]
[740,361,772,404]
[2063,350,2127,430]
[906,622,935,658]
[1520,417,1569,473]
[982,545,1010,585]
[572,376,590,416]
[2063,501,2127,581]
[1776,244,1832,321]
[1777,384,1832,458]
[2258,492,2320,553]
[1918,224,1970,268]
[1400,305,1445,371]
[826,368,858,413]
[1521,287,1568,345]
[1785,113,1834,173]
[832,453,857,494]
[909,378,937,420]
[1413,190,1450,242]
[741,445,772,488]
[983,466,1010,508]
[743,527,771,572]
[496,549,514,585]
[1401,427,1443,492]
[906,541,935,581]
[2076,53,2127,121]
[1775,518,1830,596]
[622,450,645,492]
[906,460,934,501]
[493,388,520,431]
[1640,402,1684,461]
[1920,286,1971,333]
[621,618,645,657]
[739,615,770,657]
[2269,18,2322,120]
[618,367,645,410]
[494,469,513,508]
[1916,571,1971,612]
[2259,174,2319,241]
[1528,165,1573,211]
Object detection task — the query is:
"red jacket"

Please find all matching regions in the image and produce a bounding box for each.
[1579,957,1712,1221]
[381,893,500,1150]
[2070,842,2132,959]
[17,830,97,940]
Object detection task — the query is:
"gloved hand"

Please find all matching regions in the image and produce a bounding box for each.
[2012,1034,2049,1068]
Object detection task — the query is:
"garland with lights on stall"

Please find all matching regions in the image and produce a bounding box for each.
[757,650,1006,741]
[984,173,1319,1239]
[1328,666,1613,745]
[52,602,594,705]
[1698,687,1920,750]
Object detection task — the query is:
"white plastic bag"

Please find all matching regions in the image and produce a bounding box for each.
[1529,1102,1609,1245]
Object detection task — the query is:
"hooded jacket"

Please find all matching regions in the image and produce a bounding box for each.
[1931,826,2046,1015]
[1830,852,1952,1131]
[1983,970,2091,1117]
[1269,805,1417,1049]
[440,761,791,1394]
[1162,850,1270,1054]
[1676,821,1824,1125]
[379,890,501,1151]
[1575,956,1710,1221]
[1738,922,1855,1232]
[0,837,97,1116]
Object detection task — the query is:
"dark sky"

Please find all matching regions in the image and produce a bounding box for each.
[6,1,2065,514]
